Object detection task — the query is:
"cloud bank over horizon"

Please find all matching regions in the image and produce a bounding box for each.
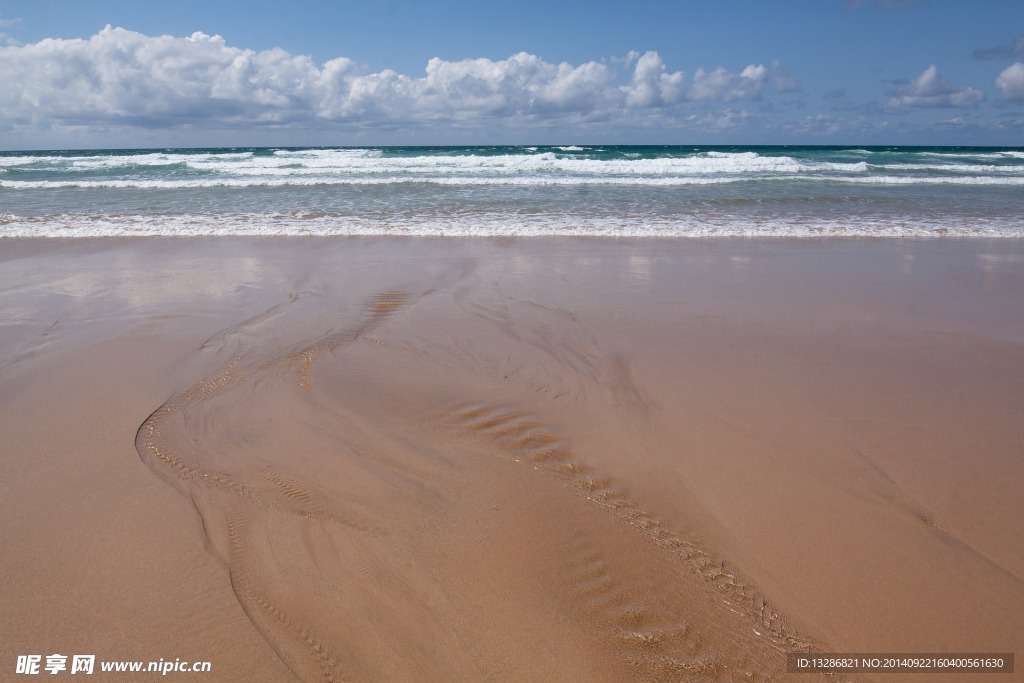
[0,26,785,144]
[0,24,1021,147]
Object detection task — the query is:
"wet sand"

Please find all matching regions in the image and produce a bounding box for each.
[1,237,1022,682]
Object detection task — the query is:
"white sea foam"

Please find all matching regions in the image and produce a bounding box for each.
[0,149,907,188]
[0,177,745,188]
[823,175,1024,185]
[6,148,1018,181]
[872,163,1024,173]
[919,150,1024,160]
[5,172,1024,190]
[3,212,1021,239]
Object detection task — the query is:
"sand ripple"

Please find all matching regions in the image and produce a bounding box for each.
[137,273,826,682]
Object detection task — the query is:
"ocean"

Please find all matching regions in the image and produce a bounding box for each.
[2,145,1023,237]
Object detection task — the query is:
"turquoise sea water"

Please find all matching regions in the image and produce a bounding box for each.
[2,145,1023,237]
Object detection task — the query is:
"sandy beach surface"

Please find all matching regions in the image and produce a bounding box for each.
[1,237,1022,682]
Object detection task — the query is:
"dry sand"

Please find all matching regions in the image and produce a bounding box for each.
[1,237,1022,682]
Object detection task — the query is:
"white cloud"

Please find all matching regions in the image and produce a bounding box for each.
[621,51,685,107]
[0,26,782,139]
[995,63,1024,101]
[689,65,769,101]
[887,65,984,109]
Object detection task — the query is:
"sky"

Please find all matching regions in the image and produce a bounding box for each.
[1,0,1023,148]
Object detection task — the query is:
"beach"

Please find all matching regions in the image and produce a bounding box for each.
[1,236,1021,681]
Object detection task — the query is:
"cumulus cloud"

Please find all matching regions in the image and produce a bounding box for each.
[689,64,769,101]
[2,29,324,126]
[0,26,782,137]
[887,65,984,109]
[621,51,685,107]
[996,63,1024,101]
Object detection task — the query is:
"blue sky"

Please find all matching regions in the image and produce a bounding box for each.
[1,0,1023,148]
